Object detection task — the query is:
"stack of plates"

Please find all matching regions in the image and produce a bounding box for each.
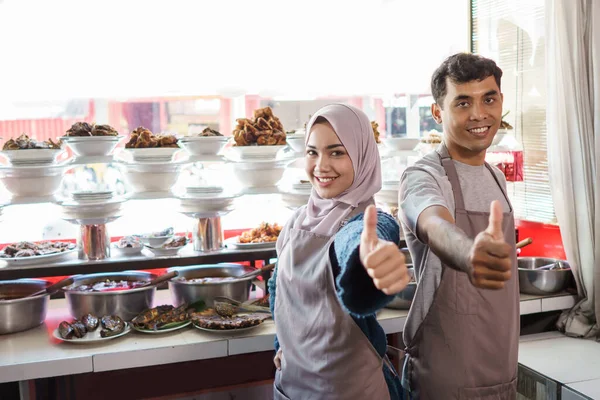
[71,190,114,202]
[290,181,312,193]
[185,186,224,196]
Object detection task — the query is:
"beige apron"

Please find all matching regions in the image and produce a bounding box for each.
[403,145,519,399]
[273,202,392,400]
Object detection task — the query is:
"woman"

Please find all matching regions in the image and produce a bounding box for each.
[268,103,410,399]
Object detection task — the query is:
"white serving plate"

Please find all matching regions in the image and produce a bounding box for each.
[111,242,143,256]
[224,237,277,250]
[1,149,64,165]
[185,186,224,195]
[179,136,228,157]
[132,320,191,334]
[382,137,421,151]
[71,191,114,202]
[0,174,64,198]
[137,235,173,248]
[226,145,286,161]
[231,160,286,188]
[53,322,131,344]
[60,136,124,157]
[290,182,312,193]
[145,244,187,257]
[177,193,239,216]
[285,135,306,153]
[280,192,310,210]
[193,323,263,334]
[0,248,77,266]
[124,148,181,162]
[60,135,124,142]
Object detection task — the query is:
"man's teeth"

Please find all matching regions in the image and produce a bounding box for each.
[316,177,336,182]
[470,127,488,133]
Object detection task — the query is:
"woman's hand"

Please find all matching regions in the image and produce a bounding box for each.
[360,205,410,295]
[274,348,283,370]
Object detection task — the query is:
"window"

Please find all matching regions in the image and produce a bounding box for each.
[0,0,470,240]
[471,0,555,223]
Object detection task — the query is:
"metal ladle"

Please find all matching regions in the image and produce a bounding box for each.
[25,276,75,298]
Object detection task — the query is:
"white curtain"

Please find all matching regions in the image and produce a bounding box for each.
[546,0,600,338]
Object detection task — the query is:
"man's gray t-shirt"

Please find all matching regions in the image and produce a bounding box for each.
[398,148,510,344]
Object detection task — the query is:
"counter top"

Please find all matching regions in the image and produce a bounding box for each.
[519,292,578,315]
[0,290,577,384]
[520,331,600,399]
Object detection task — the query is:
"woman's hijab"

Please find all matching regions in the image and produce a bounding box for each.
[277,103,382,251]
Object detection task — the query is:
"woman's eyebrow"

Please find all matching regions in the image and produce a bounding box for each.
[306,144,344,150]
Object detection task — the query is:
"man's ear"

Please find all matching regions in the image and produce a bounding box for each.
[431,102,443,124]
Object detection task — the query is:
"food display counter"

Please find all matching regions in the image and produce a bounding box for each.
[0,113,582,400]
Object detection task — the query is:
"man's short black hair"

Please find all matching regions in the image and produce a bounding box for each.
[431,53,503,107]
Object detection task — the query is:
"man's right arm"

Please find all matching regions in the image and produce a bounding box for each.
[416,205,474,275]
[400,168,512,290]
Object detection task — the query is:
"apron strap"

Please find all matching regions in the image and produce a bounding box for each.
[483,162,514,213]
[437,144,466,211]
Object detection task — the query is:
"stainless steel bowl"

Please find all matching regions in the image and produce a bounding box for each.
[518,257,573,295]
[385,266,416,310]
[64,271,157,321]
[168,263,255,307]
[0,279,50,335]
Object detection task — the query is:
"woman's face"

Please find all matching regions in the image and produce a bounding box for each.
[305,121,354,199]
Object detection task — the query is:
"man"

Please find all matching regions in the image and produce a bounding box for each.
[399,53,519,399]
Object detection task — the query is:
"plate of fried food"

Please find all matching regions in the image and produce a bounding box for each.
[54,314,130,344]
[59,122,124,157]
[123,127,181,162]
[190,299,271,334]
[1,134,64,166]
[131,304,192,334]
[227,107,287,161]
[145,235,189,256]
[0,241,77,266]
[225,222,282,250]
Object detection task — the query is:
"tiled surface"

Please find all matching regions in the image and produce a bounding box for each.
[519,336,600,384]
[564,379,600,400]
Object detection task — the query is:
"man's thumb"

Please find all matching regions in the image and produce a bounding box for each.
[362,205,379,248]
[485,200,504,240]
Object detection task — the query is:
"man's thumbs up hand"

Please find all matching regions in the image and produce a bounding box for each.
[468,201,513,290]
[360,206,410,295]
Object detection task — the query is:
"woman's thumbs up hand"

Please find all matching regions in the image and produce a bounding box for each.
[360,206,410,295]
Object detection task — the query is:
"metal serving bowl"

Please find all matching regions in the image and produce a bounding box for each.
[386,266,416,310]
[0,279,50,335]
[518,257,573,295]
[168,263,256,307]
[64,271,157,321]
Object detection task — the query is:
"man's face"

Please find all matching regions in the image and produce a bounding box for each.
[432,75,503,157]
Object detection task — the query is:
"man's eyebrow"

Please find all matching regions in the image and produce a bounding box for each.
[452,94,472,102]
[483,89,499,97]
[452,90,498,102]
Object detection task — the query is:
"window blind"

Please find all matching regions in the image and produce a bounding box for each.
[471,0,556,223]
